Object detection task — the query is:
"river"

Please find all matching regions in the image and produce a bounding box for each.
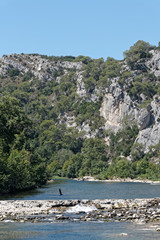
[1,179,160,239]
[2,179,160,200]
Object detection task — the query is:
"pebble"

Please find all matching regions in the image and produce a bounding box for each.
[0,199,160,223]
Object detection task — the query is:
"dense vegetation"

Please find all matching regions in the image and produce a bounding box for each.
[0,96,49,193]
[0,40,160,193]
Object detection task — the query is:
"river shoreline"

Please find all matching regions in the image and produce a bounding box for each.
[74,176,160,184]
[1,198,160,224]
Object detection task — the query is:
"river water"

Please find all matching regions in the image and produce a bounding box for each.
[2,179,160,200]
[1,179,160,239]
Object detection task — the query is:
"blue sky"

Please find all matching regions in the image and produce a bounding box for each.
[0,0,160,60]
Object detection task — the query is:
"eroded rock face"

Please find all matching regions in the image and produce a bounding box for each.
[100,78,139,132]
[0,54,83,81]
[136,124,160,152]
[100,79,137,131]
[100,87,160,152]
[137,109,151,130]
[146,49,160,77]
[135,96,160,152]
[100,50,160,151]
[76,71,86,97]
[99,79,160,152]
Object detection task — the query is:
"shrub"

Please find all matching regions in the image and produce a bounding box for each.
[124,40,153,69]
[9,68,20,77]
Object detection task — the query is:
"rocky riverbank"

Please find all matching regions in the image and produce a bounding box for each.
[1,198,160,224]
[75,176,160,184]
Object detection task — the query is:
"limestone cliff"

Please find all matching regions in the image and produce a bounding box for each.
[99,48,160,152]
[0,43,160,154]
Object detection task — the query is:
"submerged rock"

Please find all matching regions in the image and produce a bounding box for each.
[1,198,160,223]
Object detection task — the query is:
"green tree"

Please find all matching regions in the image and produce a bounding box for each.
[107,158,134,179]
[124,40,153,69]
[110,123,139,158]
[8,68,20,77]
[2,149,33,193]
[131,143,145,161]
[135,159,149,176]
[0,96,49,193]
[80,138,108,176]
[0,96,31,153]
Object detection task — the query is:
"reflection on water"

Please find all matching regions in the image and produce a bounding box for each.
[0,222,160,240]
[1,179,160,200]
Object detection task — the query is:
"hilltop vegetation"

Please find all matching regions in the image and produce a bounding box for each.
[1,40,160,192]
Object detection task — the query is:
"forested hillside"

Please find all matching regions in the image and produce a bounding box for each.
[1,40,160,193]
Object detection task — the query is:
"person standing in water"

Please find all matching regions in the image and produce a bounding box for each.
[59,188,63,195]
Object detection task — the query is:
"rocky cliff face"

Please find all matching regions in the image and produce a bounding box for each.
[99,78,156,152]
[136,96,160,152]
[99,49,160,152]
[100,78,137,131]
[0,54,83,81]
[100,83,157,152]
[0,46,160,153]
